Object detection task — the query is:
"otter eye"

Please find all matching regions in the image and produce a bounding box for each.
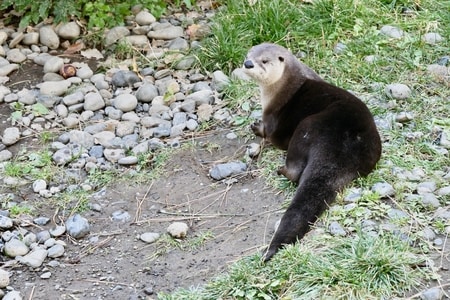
[262,59,268,64]
[278,56,284,62]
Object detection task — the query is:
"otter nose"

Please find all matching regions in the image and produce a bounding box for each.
[244,60,254,69]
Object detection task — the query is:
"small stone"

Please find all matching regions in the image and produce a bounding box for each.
[66,214,90,239]
[40,272,52,279]
[0,269,10,288]
[105,26,130,47]
[167,222,189,238]
[103,148,126,163]
[47,244,65,258]
[380,25,404,39]
[39,80,71,96]
[135,11,156,25]
[422,32,443,45]
[329,221,346,236]
[3,290,22,300]
[43,56,64,74]
[209,162,247,180]
[136,83,159,103]
[113,94,138,112]
[420,287,443,300]
[4,239,29,257]
[140,232,160,244]
[2,127,21,146]
[33,216,50,226]
[211,70,230,92]
[148,24,183,40]
[111,70,141,88]
[385,83,411,100]
[33,179,47,193]
[49,225,66,237]
[118,156,138,165]
[246,143,261,157]
[17,248,48,268]
[0,150,13,162]
[111,210,131,222]
[57,21,81,40]
[371,182,395,197]
[36,230,51,243]
[39,26,60,49]
[0,215,13,229]
[6,49,27,63]
[84,92,105,111]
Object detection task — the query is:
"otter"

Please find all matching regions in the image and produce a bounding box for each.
[243,43,382,261]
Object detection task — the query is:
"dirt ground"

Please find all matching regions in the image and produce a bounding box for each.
[1,103,286,299]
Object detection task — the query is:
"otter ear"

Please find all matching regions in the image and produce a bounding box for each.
[278,56,284,62]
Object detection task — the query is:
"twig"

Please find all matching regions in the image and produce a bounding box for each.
[28,285,35,300]
[82,279,134,287]
[405,282,450,299]
[133,213,246,225]
[132,181,153,224]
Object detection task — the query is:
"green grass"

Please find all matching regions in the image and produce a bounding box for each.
[162,0,449,298]
[159,233,434,299]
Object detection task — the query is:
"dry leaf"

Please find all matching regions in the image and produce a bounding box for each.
[64,41,85,54]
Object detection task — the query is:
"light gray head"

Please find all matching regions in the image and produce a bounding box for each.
[242,43,290,86]
[243,43,321,87]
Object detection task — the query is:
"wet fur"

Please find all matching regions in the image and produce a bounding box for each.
[243,43,381,261]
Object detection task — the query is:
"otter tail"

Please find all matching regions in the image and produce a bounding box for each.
[263,167,352,262]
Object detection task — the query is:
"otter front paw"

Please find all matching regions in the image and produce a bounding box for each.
[251,121,265,137]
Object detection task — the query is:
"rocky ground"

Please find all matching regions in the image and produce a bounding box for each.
[0,2,449,300]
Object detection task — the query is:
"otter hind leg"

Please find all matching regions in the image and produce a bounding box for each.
[277,163,304,183]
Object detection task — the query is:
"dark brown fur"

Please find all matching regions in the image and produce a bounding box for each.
[243,43,381,261]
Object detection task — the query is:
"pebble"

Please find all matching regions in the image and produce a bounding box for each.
[113,94,138,112]
[32,179,47,193]
[422,32,443,45]
[3,290,22,300]
[4,239,29,257]
[167,222,189,238]
[111,210,131,222]
[66,214,90,239]
[420,287,443,300]
[2,127,21,146]
[372,182,395,198]
[209,162,247,180]
[47,244,65,258]
[380,25,404,39]
[0,215,13,229]
[0,269,10,288]
[39,26,60,49]
[385,83,411,100]
[140,232,160,243]
[17,248,48,268]
[328,221,346,236]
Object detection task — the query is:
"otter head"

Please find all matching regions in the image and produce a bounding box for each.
[243,43,287,86]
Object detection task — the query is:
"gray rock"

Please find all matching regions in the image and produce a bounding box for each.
[4,239,29,257]
[36,230,51,243]
[69,130,95,149]
[385,83,411,99]
[84,92,105,111]
[39,80,70,96]
[116,121,136,137]
[2,127,21,146]
[0,269,10,288]
[17,88,37,105]
[333,42,347,54]
[125,35,149,48]
[421,193,441,208]
[0,215,13,229]
[209,161,247,180]
[103,148,126,162]
[114,94,138,112]
[135,11,156,25]
[23,32,39,45]
[420,287,443,300]
[422,32,443,45]
[32,179,47,193]
[47,244,65,258]
[167,222,188,238]
[148,24,183,40]
[43,56,64,74]
[380,25,404,39]
[174,56,196,70]
[66,214,90,239]
[63,91,84,106]
[372,182,395,197]
[387,208,408,220]
[417,181,436,194]
[140,232,160,244]
[17,248,48,268]
[136,83,159,103]
[105,26,130,47]
[118,156,138,165]
[39,26,60,49]
[49,225,66,237]
[6,49,27,63]
[3,290,22,300]
[0,64,19,76]
[436,186,450,196]
[168,37,189,51]
[329,221,346,236]
[111,210,131,222]
[212,70,230,92]
[0,150,12,162]
[111,70,141,87]
[93,131,116,147]
[57,21,81,40]
[185,90,214,106]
